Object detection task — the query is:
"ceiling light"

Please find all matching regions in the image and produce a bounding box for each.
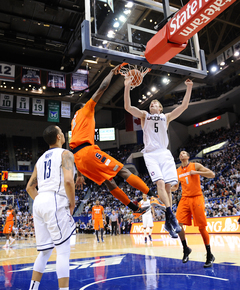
[220,61,225,66]
[84,59,98,64]
[43,86,46,90]
[119,15,126,22]
[103,40,108,44]
[11,87,14,89]
[59,93,61,95]
[150,19,153,22]
[107,30,115,38]
[210,66,217,72]
[113,22,120,28]
[147,91,151,96]
[142,95,146,99]
[125,2,133,8]
[151,86,156,92]
[162,77,170,84]
[234,51,239,57]
[138,99,142,103]
[123,9,131,15]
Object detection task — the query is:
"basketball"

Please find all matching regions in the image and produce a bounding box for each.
[127,69,143,87]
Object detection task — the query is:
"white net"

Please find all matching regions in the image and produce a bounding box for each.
[118,63,151,90]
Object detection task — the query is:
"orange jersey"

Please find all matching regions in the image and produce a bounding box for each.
[70,98,96,149]
[92,205,104,220]
[177,163,202,197]
[6,209,14,222]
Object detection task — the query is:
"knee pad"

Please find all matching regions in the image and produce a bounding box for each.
[33,249,53,273]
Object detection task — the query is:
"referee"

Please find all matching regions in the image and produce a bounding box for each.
[110,210,118,236]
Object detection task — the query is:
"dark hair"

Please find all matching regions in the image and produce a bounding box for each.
[72,103,84,116]
[43,125,59,145]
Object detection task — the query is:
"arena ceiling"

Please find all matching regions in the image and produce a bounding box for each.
[0,0,239,126]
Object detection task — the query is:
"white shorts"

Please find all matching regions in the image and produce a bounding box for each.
[143,148,178,185]
[142,214,153,228]
[33,193,76,251]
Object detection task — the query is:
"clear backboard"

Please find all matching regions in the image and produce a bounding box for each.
[81,0,207,78]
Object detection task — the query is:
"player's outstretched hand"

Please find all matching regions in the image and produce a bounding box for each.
[75,176,86,190]
[185,79,193,86]
[112,64,121,75]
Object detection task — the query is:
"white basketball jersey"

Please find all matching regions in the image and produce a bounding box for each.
[140,199,151,216]
[36,148,69,204]
[142,112,168,153]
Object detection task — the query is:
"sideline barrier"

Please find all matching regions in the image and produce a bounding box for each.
[130,216,240,234]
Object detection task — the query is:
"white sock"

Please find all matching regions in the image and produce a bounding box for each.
[29,280,40,290]
[59,288,69,290]
[149,228,152,236]
[6,239,10,245]
[144,229,147,238]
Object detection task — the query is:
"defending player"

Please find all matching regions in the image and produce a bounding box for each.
[140,194,155,243]
[70,66,157,218]
[172,151,215,267]
[92,200,106,242]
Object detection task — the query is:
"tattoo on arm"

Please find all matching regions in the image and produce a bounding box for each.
[30,177,38,187]
[62,151,74,171]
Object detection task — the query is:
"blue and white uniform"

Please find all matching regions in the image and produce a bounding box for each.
[142,112,178,185]
[34,148,75,251]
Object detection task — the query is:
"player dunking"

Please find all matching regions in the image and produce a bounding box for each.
[70,66,157,218]
[172,151,215,267]
[92,200,106,242]
[124,77,193,238]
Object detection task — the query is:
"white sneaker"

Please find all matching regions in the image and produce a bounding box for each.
[10,238,15,246]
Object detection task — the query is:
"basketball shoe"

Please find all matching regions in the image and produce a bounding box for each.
[133,205,151,219]
[164,219,178,239]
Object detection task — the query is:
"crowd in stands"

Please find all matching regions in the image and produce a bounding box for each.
[0,118,240,238]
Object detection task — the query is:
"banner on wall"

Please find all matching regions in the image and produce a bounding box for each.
[48,100,60,122]
[21,67,41,85]
[47,72,66,89]
[32,98,45,116]
[0,63,15,82]
[130,216,240,234]
[16,96,30,114]
[71,69,89,91]
[125,112,142,131]
[0,94,14,112]
[61,101,71,118]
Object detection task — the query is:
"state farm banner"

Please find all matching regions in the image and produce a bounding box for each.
[0,94,14,112]
[131,216,240,235]
[48,100,60,123]
[16,96,30,114]
[21,67,41,85]
[32,98,45,116]
[71,69,89,91]
[0,63,15,82]
[47,72,66,89]
[61,101,71,118]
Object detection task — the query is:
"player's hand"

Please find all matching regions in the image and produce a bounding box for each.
[112,64,121,75]
[124,76,132,87]
[189,170,198,175]
[75,176,86,190]
[185,79,193,86]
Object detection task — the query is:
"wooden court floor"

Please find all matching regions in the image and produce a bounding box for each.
[1,233,240,289]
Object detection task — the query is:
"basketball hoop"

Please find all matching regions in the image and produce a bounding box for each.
[117,63,151,90]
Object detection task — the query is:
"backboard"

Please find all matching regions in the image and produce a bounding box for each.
[81,0,207,78]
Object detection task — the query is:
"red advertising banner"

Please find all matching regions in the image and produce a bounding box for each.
[130,216,240,235]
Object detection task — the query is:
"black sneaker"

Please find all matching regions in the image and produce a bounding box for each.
[204,254,215,268]
[182,247,192,263]
[169,214,182,233]
[133,206,151,219]
[149,235,152,242]
[145,237,147,243]
[164,219,178,239]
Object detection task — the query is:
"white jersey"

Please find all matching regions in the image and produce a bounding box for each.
[142,112,168,153]
[140,199,151,217]
[36,148,69,206]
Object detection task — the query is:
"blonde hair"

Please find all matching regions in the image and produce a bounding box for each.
[150,99,163,113]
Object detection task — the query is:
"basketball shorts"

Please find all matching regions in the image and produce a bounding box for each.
[94,218,104,230]
[3,220,14,234]
[74,145,123,185]
[142,213,153,228]
[33,193,76,251]
[143,149,178,185]
[176,195,207,227]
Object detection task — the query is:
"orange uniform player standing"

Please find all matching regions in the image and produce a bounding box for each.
[3,204,17,248]
[92,200,105,242]
[70,66,157,218]
[172,151,215,268]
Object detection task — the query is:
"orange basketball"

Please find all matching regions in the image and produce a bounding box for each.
[127,69,143,87]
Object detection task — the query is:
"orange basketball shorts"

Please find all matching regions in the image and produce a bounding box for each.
[3,220,14,234]
[94,219,104,230]
[74,145,123,185]
[176,195,207,227]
